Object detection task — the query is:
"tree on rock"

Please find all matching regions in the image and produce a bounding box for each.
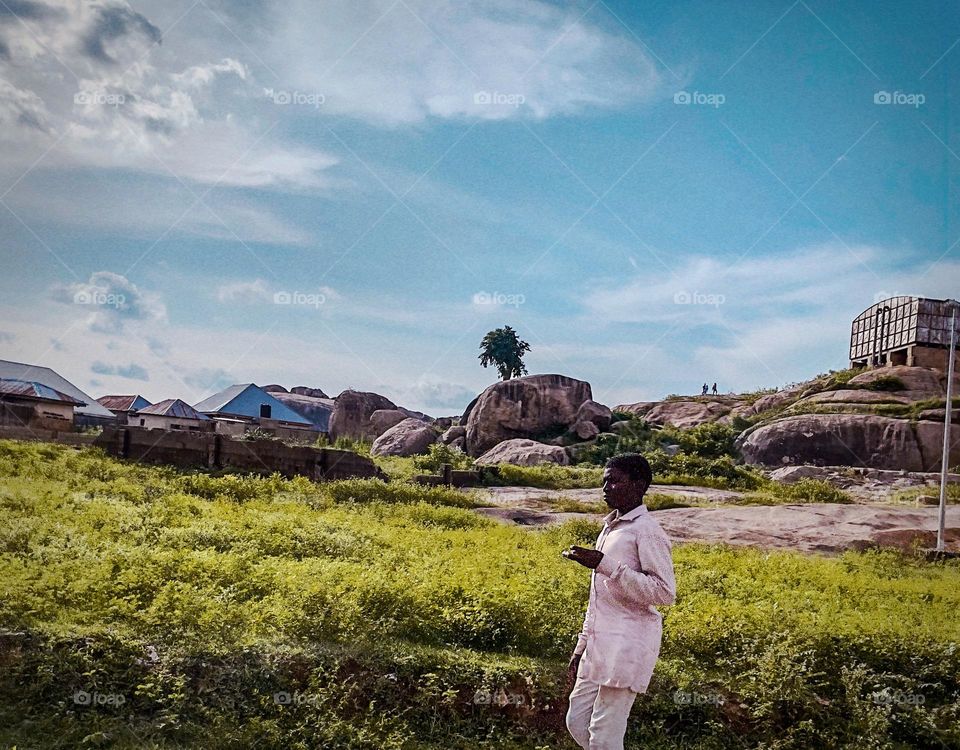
[479,326,531,381]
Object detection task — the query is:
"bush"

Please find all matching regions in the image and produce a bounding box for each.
[413,443,474,472]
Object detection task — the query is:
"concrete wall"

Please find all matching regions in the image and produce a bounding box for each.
[93,426,380,481]
[134,414,213,432]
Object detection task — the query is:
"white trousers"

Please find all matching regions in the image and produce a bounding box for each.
[565,676,637,750]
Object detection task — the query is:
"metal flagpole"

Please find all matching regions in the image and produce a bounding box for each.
[937,306,956,552]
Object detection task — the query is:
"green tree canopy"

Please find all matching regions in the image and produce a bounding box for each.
[478,325,531,381]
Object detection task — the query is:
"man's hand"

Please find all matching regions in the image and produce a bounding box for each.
[562,545,603,569]
[567,652,582,687]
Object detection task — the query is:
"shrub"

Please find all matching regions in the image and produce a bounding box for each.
[413,443,474,472]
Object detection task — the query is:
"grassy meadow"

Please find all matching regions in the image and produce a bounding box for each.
[0,440,958,748]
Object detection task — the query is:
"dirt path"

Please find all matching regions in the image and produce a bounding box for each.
[470,486,960,554]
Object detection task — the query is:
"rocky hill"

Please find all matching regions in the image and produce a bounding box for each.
[617,365,960,471]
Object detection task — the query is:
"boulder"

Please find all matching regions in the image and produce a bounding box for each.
[474,438,570,466]
[747,388,805,416]
[644,400,731,428]
[440,425,467,445]
[791,389,911,407]
[609,420,632,434]
[575,400,613,431]
[329,390,398,441]
[290,385,329,399]
[269,391,335,432]
[262,384,288,393]
[369,409,409,437]
[572,420,599,440]
[613,401,657,417]
[739,414,924,471]
[847,365,944,397]
[464,374,593,456]
[371,418,438,457]
[768,465,834,483]
[912,421,960,472]
[449,436,466,451]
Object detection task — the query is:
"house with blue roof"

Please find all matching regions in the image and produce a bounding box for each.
[193,384,315,438]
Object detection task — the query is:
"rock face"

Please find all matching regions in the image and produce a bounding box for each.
[269,391,335,432]
[474,438,570,466]
[739,413,960,471]
[644,400,732,429]
[572,420,599,440]
[464,374,594,457]
[291,385,329,399]
[369,409,409,437]
[613,401,657,417]
[329,390,398,441]
[439,425,466,445]
[575,400,613,431]
[370,418,437,457]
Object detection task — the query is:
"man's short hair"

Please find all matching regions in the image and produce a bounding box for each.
[606,453,653,489]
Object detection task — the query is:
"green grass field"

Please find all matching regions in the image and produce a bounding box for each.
[1,440,958,749]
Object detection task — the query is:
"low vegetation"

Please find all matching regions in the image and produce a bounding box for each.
[0,441,957,748]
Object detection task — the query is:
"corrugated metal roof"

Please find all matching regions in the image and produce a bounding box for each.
[193,383,312,425]
[0,360,114,417]
[0,378,85,405]
[137,398,209,419]
[97,395,152,412]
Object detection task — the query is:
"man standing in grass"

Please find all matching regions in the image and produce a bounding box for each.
[562,453,676,750]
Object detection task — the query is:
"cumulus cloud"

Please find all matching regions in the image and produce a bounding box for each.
[51,270,166,333]
[0,1,339,189]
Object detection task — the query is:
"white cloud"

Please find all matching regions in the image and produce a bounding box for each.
[216,279,272,304]
[275,0,669,125]
[50,270,166,333]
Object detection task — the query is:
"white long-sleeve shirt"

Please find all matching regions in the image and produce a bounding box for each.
[573,502,676,693]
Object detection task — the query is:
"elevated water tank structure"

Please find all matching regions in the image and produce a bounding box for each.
[850,296,960,370]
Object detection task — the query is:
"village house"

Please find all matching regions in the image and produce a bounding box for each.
[0,378,86,430]
[97,395,153,423]
[131,398,212,432]
[192,383,316,440]
[0,358,115,427]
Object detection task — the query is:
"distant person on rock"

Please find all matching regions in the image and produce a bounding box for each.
[562,453,677,750]
[712,382,718,395]
[701,383,708,395]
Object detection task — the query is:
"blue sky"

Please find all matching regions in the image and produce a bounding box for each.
[0,0,957,415]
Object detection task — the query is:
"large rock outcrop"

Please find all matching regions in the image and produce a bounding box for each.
[464,374,594,457]
[474,438,570,466]
[329,390,398,441]
[738,413,960,471]
[643,400,733,429]
[369,409,410,437]
[269,390,335,432]
[370,417,437,457]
